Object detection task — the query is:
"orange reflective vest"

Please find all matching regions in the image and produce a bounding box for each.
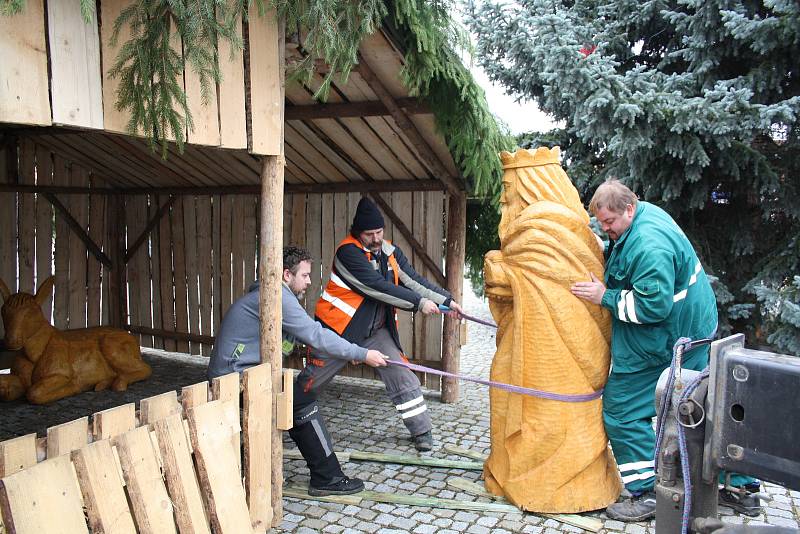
[314,235,400,336]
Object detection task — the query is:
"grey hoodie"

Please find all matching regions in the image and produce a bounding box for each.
[207,281,368,380]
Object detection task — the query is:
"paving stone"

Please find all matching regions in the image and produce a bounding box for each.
[466,524,491,534]
[767,507,795,519]
[476,515,499,527]
[412,524,437,534]
[338,515,360,528]
[624,523,648,534]
[356,509,379,521]
[374,513,397,526]
[283,513,306,523]
[304,505,328,518]
[321,511,344,522]
[355,521,381,533]
[767,517,799,529]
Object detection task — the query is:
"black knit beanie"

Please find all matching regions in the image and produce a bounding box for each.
[351,197,385,232]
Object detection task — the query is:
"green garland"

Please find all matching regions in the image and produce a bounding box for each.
[2,0,508,193]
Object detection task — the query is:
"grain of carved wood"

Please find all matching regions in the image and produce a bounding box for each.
[483,147,621,512]
[0,276,152,404]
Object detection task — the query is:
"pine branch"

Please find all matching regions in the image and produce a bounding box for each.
[1,0,25,16]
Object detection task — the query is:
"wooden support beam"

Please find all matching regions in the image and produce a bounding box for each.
[126,325,215,345]
[370,192,446,288]
[259,154,284,526]
[0,180,446,196]
[107,194,127,328]
[356,56,463,196]
[42,192,112,270]
[287,180,444,194]
[124,196,176,264]
[285,98,428,121]
[441,191,466,403]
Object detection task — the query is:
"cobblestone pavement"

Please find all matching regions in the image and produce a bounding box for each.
[1,284,798,533]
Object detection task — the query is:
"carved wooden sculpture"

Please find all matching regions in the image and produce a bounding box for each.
[483,147,621,512]
[0,276,151,404]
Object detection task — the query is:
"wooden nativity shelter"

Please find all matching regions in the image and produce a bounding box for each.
[0,0,502,530]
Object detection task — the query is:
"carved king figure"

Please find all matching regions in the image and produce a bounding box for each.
[483,147,621,512]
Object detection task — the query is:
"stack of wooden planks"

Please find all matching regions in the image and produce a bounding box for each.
[0,365,293,533]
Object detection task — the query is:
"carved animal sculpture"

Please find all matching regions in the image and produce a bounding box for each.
[483,147,621,512]
[0,276,151,404]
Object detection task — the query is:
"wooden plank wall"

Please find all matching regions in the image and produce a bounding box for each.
[0,0,51,126]
[282,192,445,388]
[0,140,109,332]
[125,195,259,355]
[0,0,279,153]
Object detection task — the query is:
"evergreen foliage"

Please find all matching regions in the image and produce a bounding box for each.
[465,198,500,297]
[467,0,800,352]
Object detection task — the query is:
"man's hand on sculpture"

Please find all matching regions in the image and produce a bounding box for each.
[570,273,606,305]
[364,350,389,367]
[419,298,438,315]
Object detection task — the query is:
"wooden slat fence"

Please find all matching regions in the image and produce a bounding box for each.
[0,141,447,389]
[0,141,110,335]
[0,365,290,532]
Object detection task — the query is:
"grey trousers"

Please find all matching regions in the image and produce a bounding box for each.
[295,326,432,437]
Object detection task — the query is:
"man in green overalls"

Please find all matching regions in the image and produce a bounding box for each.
[572,180,760,521]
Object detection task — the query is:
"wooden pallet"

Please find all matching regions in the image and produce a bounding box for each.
[0,366,293,534]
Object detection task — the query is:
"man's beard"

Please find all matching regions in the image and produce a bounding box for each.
[294,288,306,299]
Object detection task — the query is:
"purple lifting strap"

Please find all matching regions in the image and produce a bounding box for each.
[388,360,603,402]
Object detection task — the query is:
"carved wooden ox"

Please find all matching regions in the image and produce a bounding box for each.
[0,276,151,404]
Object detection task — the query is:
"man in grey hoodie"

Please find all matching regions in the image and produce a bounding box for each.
[208,246,388,495]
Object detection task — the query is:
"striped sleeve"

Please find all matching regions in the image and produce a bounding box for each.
[601,249,676,324]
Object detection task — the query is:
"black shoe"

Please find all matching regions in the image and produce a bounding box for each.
[606,491,656,522]
[719,486,762,517]
[308,476,365,496]
[413,431,433,451]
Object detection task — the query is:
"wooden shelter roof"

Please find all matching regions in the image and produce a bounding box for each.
[4,29,460,196]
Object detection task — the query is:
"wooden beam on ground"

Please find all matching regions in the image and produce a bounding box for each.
[441,191,466,403]
[285,98,428,120]
[370,193,446,287]
[42,192,112,270]
[446,477,603,532]
[283,449,483,470]
[357,57,463,196]
[259,154,284,526]
[0,180,446,196]
[126,325,215,345]
[124,196,176,264]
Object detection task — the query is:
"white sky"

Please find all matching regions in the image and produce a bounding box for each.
[469,64,560,135]
[453,4,561,136]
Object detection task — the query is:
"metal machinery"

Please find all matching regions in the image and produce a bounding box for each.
[654,334,800,534]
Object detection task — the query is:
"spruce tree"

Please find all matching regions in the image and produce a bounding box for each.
[466,0,800,353]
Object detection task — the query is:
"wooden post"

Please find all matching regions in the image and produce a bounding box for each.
[258,154,284,526]
[441,191,466,403]
[107,194,127,328]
